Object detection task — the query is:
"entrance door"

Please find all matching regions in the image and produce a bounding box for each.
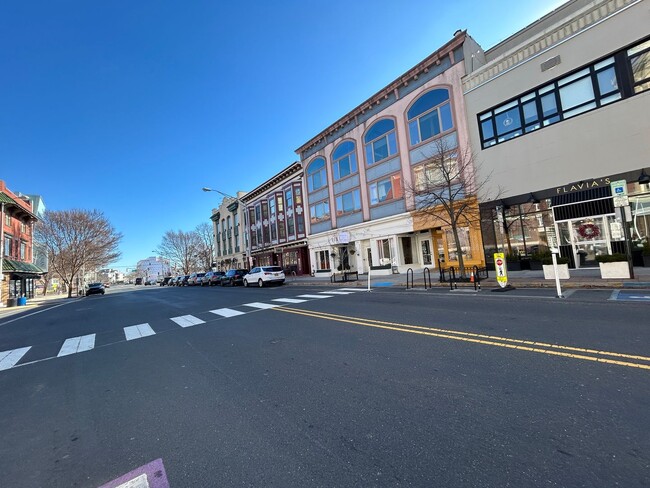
[420,239,433,266]
[557,217,611,268]
[401,237,413,265]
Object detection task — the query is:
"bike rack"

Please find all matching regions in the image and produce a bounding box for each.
[449,267,458,290]
[472,265,481,291]
[423,267,431,289]
[406,268,414,289]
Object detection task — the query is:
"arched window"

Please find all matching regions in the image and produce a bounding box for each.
[364,119,397,165]
[332,141,358,180]
[407,88,453,146]
[307,157,327,192]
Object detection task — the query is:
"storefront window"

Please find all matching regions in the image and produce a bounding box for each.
[378,239,392,260]
[445,228,473,261]
[316,250,330,270]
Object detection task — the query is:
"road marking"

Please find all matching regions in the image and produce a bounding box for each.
[0,347,31,371]
[210,308,245,317]
[609,290,650,301]
[124,323,156,341]
[297,294,333,299]
[243,302,280,309]
[338,288,360,292]
[319,291,355,295]
[57,334,96,357]
[170,315,205,328]
[272,298,307,304]
[274,308,650,371]
[0,299,81,328]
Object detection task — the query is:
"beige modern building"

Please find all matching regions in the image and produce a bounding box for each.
[463,0,650,269]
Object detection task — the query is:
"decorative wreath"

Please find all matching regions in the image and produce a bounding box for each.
[578,223,600,240]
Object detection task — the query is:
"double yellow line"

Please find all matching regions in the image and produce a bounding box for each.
[274,307,650,371]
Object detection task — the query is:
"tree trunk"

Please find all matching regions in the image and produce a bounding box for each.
[451,224,466,278]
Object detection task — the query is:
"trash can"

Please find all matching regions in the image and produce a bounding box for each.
[6,297,17,307]
[17,296,27,306]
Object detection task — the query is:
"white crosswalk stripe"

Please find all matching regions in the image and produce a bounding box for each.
[57,334,96,357]
[170,315,205,328]
[297,294,333,299]
[0,347,31,371]
[124,323,156,341]
[272,298,307,304]
[338,288,360,292]
[319,291,355,295]
[210,308,246,317]
[243,302,280,309]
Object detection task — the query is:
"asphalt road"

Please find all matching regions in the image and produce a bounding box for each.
[0,284,649,487]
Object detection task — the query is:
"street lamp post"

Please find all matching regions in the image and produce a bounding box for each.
[202,187,251,269]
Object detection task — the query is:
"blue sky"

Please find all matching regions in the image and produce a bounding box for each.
[1,0,564,270]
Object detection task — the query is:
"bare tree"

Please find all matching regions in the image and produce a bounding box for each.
[405,137,497,277]
[35,209,122,297]
[156,230,198,275]
[194,222,215,271]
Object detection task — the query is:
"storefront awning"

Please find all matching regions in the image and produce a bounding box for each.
[2,258,45,275]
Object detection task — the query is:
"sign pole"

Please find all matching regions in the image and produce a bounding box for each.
[551,250,564,299]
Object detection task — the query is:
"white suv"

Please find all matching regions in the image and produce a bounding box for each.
[243,266,285,287]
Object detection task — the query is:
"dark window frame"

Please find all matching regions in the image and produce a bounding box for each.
[477,36,650,149]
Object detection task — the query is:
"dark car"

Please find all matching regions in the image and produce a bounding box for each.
[160,276,173,286]
[135,277,143,285]
[86,282,105,296]
[220,269,249,287]
[202,271,225,286]
[179,275,190,286]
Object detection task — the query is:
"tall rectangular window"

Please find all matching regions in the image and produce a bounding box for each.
[310,200,330,224]
[369,174,403,205]
[335,189,361,215]
[4,234,12,256]
[628,39,650,94]
[269,197,277,241]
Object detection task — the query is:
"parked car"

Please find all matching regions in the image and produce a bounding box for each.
[187,272,205,286]
[179,275,190,286]
[160,276,173,286]
[169,276,181,286]
[220,269,249,287]
[202,271,225,286]
[135,277,143,285]
[243,266,285,287]
[85,282,105,296]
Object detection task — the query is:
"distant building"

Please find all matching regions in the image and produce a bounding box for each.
[210,191,249,271]
[136,257,170,282]
[1,180,45,305]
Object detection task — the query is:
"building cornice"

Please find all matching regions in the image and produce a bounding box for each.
[295,31,467,156]
[463,0,639,94]
[241,162,303,204]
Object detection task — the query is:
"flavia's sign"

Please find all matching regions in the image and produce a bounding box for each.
[556,177,611,194]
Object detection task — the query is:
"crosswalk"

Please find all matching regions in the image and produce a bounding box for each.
[0,288,360,373]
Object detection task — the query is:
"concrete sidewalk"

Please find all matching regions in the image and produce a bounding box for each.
[285,266,650,290]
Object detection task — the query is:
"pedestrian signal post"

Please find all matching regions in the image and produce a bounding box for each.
[494,253,507,287]
[492,253,515,292]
